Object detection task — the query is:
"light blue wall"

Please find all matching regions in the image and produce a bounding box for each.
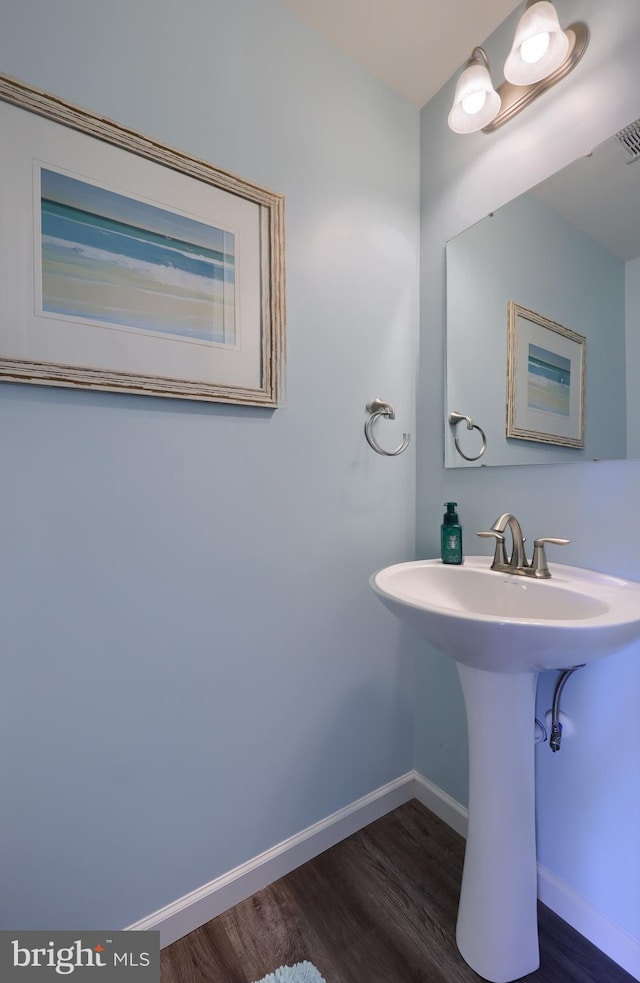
[3,0,639,955]
[0,0,419,929]
[419,0,640,941]
[446,194,627,466]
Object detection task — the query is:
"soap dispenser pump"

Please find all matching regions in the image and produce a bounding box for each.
[441,502,463,565]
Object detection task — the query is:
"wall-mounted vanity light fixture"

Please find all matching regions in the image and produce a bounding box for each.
[448,0,589,135]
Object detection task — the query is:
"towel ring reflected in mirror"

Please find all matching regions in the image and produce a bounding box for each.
[449,410,487,462]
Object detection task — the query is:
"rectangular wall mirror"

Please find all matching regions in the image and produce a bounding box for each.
[445,115,640,467]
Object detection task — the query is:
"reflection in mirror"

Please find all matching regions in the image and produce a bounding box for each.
[445,116,640,467]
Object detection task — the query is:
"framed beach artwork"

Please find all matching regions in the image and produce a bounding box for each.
[506,301,585,448]
[0,73,285,406]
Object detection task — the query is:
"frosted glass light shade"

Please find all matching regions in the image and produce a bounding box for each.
[504,1,570,85]
[448,58,500,134]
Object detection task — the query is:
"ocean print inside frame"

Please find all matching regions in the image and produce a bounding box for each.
[506,301,586,448]
[0,73,285,406]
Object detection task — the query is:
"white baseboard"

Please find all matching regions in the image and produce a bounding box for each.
[127,772,415,947]
[537,864,640,981]
[413,772,468,838]
[127,769,640,980]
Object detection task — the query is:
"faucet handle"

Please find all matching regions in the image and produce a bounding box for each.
[477,529,508,568]
[531,537,570,578]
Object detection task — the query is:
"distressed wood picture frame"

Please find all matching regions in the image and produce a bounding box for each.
[0,73,285,406]
[506,301,585,448]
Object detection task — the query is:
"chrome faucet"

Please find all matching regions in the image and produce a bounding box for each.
[477,512,569,579]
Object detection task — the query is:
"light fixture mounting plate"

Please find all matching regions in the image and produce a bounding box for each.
[482,23,589,133]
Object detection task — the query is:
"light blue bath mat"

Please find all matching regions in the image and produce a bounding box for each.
[252,962,326,983]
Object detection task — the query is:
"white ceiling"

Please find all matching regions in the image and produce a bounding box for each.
[278,0,522,107]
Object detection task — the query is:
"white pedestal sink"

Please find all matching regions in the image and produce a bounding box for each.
[370,556,640,983]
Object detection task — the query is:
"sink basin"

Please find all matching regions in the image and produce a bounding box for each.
[370,555,640,982]
[371,556,640,673]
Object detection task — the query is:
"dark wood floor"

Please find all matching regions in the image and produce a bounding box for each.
[161,800,635,983]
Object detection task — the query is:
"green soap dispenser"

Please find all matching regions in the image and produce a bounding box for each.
[441,502,463,564]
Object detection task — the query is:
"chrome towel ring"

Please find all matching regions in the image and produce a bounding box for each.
[365,399,411,457]
[449,410,487,462]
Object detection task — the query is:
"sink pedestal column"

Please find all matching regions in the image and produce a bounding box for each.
[455,663,539,983]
